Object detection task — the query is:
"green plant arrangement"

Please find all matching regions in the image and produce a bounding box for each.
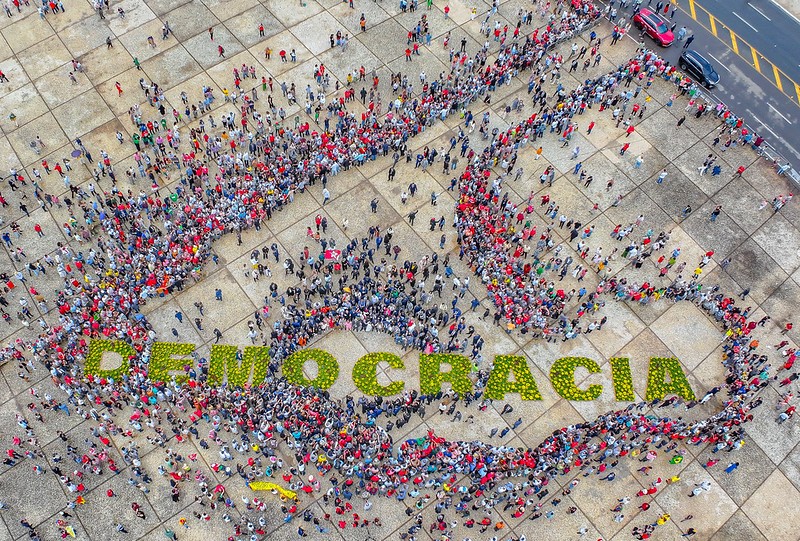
[148,342,194,384]
[485,355,542,400]
[609,357,636,401]
[419,353,473,396]
[549,357,603,401]
[282,348,339,390]
[352,352,405,396]
[645,357,696,401]
[208,345,270,387]
[84,339,134,382]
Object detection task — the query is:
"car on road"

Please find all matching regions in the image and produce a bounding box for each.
[679,49,721,89]
[633,8,674,47]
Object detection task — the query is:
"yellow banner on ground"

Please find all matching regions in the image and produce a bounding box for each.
[248,481,297,500]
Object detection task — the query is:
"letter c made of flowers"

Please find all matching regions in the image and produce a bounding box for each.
[352,352,405,396]
[550,357,603,401]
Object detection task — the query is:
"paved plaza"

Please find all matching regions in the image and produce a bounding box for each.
[0,0,799,539]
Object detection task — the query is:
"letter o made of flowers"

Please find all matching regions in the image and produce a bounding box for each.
[550,357,603,401]
[353,352,405,396]
[283,348,340,390]
[85,338,134,382]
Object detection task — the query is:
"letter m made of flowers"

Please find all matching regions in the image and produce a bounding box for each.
[209,345,270,387]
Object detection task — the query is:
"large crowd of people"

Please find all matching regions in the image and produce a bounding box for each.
[0,0,795,538]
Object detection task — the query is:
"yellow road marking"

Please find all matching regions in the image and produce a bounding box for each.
[688,0,696,20]
[751,47,761,72]
[709,14,717,37]
[773,65,783,92]
[729,30,738,54]
[795,83,800,106]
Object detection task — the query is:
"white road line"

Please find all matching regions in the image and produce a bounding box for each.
[707,54,731,72]
[750,113,779,138]
[732,11,759,32]
[749,4,772,21]
[767,103,792,123]
[767,0,800,26]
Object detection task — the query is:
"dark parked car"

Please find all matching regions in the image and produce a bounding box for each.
[679,49,721,88]
[633,8,674,47]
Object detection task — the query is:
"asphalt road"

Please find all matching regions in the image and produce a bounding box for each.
[674,0,800,83]
[612,1,800,166]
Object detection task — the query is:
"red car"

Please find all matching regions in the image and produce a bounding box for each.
[633,8,674,47]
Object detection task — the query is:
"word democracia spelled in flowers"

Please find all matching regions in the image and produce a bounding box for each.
[85,338,695,402]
